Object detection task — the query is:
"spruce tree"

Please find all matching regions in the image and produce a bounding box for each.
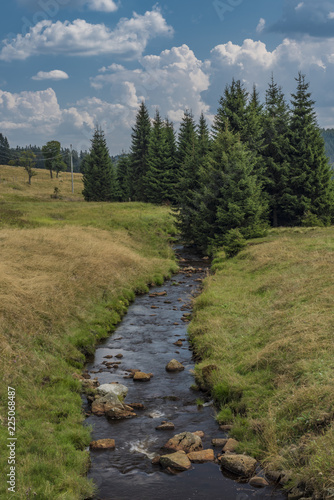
[212,79,249,140]
[186,126,268,249]
[82,127,118,202]
[262,76,291,226]
[128,102,151,201]
[197,112,211,160]
[163,118,179,204]
[287,73,333,225]
[116,153,130,202]
[144,110,174,204]
[0,134,10,165]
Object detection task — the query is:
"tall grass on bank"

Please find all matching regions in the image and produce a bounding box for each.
[189,227,334,497]
[0,166,178,499]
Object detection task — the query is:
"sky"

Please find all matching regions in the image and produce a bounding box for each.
[1,0,334,154]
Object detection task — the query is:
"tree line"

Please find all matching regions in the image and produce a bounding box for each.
[82,73,334,250]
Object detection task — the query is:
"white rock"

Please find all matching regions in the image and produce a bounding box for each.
[97,383,128,398]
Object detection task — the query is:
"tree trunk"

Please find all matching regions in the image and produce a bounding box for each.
[50,169,53,179]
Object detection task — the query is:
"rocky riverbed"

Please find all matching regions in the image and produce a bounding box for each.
[82,248,287,500]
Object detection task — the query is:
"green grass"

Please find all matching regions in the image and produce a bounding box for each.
[0,165,178,499]
[189,226,334,497]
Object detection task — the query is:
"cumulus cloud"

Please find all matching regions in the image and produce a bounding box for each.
[16,0,119,11]
[269,0,334,37]
[32,70,69,80]
[0,9,173,61]
[91,44,212,124]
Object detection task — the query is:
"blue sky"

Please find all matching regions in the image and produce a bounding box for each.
[1,0,334,154]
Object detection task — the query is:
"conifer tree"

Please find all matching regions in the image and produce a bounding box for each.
[128,102,151,201]
[287,73,332,225]
[212,79,249,140]
[181,127,268,249]
[262,76,291,226]
[245,85,265,157]
[82,127,118,202]
[116,153,130,202]
[163,118,179,204]
[145,110,174,204]
[197,112,211,160]
[0,134,10,165]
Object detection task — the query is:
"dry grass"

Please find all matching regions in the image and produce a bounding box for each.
[189,227,334,497]
[0,165,177,499]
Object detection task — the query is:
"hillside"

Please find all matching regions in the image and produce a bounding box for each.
[190,227,334,498]
[0,165,177,499]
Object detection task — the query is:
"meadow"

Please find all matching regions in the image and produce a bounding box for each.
[0,165,178,499]
[190,226,334,497]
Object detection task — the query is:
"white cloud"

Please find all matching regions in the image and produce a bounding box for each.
[0,9,173,61]
[295,2,304,10]
[91,44,212,124]
[328,12,334,19]
[86,0,118,12]
[256,18,266,34]
[32,70,69,80]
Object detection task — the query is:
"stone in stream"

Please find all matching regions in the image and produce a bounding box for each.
[222,438,239,453]
[90,439,115,450]
[156,421,175,431]
[163,432,203,453]
[249,476,269,488]
[127,403,145,410]
[133,371,152,382]
[103,355,113,359]
[173,340,183,347]
[97,383,128,398]
[219,454,257,478]
[115,353,123,359]
[166,359,185,372]
[193,431,205,438]
[91,393,136,420]
[212,438,228,447]
[160,451,192,471]
[187,449,215,463]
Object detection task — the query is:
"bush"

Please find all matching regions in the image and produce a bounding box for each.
[223,229,247,258]
[301,211,325,227]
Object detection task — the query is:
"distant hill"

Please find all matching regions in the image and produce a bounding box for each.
[321,129,334,167]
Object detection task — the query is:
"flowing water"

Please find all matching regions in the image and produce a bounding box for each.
[84,248,287,500]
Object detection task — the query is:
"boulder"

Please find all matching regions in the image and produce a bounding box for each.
[97,383,128,398]
[166,359,185,372]
[212,438,228,448]
[90,439,115,450]
[133,372,151,382]
[156,422,175,431]
[187,449,215,463]
[115,353,124,359]
[160,451,192,471]
[173,340,183,347]
[193,431,205,438]
[91,393,136,420]
[222,438,239,453]
[163,432,203,453]
[220,454,257,478]
[249,476,269,488]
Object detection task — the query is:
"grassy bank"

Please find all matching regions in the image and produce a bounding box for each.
[0,165,178,499]
[189,227,334,497]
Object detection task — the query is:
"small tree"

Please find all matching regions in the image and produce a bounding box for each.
[42,140,66,178]
[82,127,119,202]
[19,151,37,185]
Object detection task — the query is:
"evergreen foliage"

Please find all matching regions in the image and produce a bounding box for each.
[116,153,131,201]
[212,78,249,140]
[262,76,291,226]
[0,133,10,165]
[287,73,332,225]
[129,101,151,201]
[82,127,119,202]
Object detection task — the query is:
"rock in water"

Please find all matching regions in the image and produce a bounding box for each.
[222,438,239,453]
[91,393,136,420]
[97,383,128,398]
[89,439,115,450]
[163,432,203,453]
[187,449,215,463]
[160,451,192,471]
[220,454,257,478]
[133,372,152,382]
[165,359,185,372]
[249,477,269,488]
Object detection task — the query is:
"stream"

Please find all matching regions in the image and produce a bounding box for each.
[84,248,287,500]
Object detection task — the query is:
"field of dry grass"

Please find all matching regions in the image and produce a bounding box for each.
[190,227,334,497]
[0,165,177,499]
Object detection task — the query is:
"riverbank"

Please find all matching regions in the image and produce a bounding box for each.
[189,226,334,499]
[0,166,178,499]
